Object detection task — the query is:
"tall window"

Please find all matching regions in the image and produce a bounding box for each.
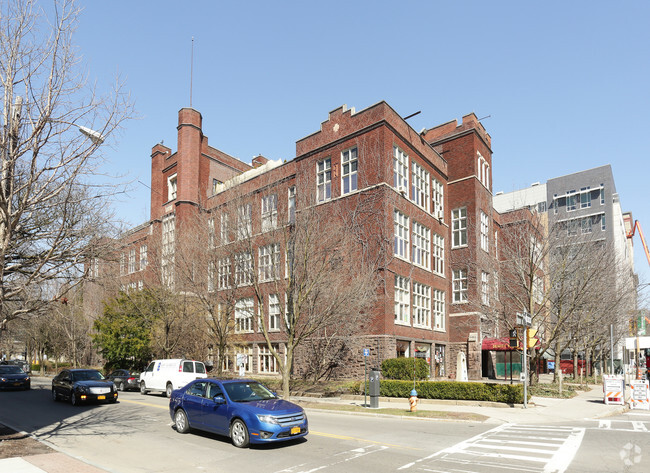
[394,275,410,324]
[162,214,176,288]
[411,162,430,211]
[600,184,605,205]
[261,194,278,232]
[432,178,444,218]
[580,187,591,208]
[481,271,490,306]
[288,186,296,223]
[317,158,331,202]
[394,210,409,259]
[235,298,254,333]
[601,214,606,231]
[452,269,468,303]
[581,217,592,234]
[258,343,280,373]
[566,190,577,211]
[480,211,489,252]
[393,145,409,191]
[212,178,221,195]
[433,289,445,330]
[451,208,467,248]
[234,252,252,286]
[237,204,252,239]
[208,217,215,249]
[269,294,280,331]
[218,258,231,290]
[167,174,177,201]
[341,147,358,194]
[220,213,229,244]
[92,258,99,279]
[120,253,125,276]
[477,152,489,188]
[259,244,280,282]
[207,261,215,292]
[128,248,136,274]
[412,222,430,270]
[432,233,444,276]
[413,282,431,328]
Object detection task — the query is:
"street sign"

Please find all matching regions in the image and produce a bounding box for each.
[630,379,649,410]
[517,312,531,326]
[363,348,370,357]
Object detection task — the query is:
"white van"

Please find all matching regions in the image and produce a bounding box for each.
[139,359,207,397]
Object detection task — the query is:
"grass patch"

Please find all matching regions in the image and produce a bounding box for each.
[294,400,488,422]
[529,383,579,398]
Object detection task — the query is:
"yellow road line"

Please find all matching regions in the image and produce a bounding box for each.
[310,431,424,451]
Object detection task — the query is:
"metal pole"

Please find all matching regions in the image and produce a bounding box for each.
[364,355,367,407]
[523,325,528,409]
[610,324,614,375]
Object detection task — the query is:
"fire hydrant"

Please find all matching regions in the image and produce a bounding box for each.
[409,389,418,412]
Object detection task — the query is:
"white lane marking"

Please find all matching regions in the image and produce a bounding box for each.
[275,444,388,473]
[542,427,585,473]
[632,421,648,432]
[598,420,611,429]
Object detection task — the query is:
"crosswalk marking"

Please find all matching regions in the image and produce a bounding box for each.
[632,421,648,432]
[585,418,650,433]
[274,444,388,473]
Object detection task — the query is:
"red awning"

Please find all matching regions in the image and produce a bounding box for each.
[482,337,540,351]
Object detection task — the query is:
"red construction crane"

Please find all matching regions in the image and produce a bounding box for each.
[627,220,650,267]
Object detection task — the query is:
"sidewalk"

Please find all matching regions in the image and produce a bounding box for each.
[0,383,630,473]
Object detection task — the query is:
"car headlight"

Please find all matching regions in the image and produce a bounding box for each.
[257,414,279,425]
[0,378,6,382]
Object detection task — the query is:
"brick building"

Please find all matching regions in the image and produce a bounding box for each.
[89,101,527,380]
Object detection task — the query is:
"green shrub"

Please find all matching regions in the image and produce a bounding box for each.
[378,380,527,404]
[381,357,429,380]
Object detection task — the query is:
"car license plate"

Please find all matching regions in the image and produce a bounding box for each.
[290,426,300,435]
[14,382,21,386]
[97,395,106,400]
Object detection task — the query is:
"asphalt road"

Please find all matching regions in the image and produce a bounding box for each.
[1,380,649,473]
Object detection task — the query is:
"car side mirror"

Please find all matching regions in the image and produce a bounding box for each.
[213,395,226,405]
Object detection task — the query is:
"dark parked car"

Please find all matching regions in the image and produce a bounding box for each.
[52,369,118,405]
[1,359,31,373]
[107,369,140,391]
[0,365,30,390]
[169,378,308,448]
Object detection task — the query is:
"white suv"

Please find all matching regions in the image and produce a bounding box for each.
[139,359,207,397]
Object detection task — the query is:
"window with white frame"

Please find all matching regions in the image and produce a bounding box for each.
[481,271,490,306]
[494,231,498,259]
[411,162,430,211]
[220,213,229,244]
[288,186,296,224]
[601,214,606,230]
[261,194,278,232]
[92,258,99,279]
[208,261,215,292]
[433,289,445,330]
[237,204,252,239]
[269,294,280,331]
[581,216,592,234]
[567,219,578,236]
[212,178,221,195]
[218,258,231,290]
[394,210,409,259]
[128,248,136,274]
[413,282,431,328]
[394,275,410,324]
[393,145,409,192]
[580,187,591,208]
[451,208,467,247]
[208,217,215,249]
[480,211,489,252]
[600,184,605,205]
[432,233,444,276]
[566,190,577,211]
[167,174,177,201]
[258,343,280,373]
[477,152,489,188]
[317,158,331,202]
[432,178,444,218]
[533,275,543,305]
[234,252,252,286]
[138,280,143,291]
[452,269,468,303]
[412,222,430,270]
[259,244,280,282]
[341,147,358,194]
[235,298,254,333]
[140,245,148,270]
[120,253,125,276]
[494,272,500,301]
[162,214,176,288]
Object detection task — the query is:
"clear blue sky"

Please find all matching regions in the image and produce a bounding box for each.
[74,1,650,297]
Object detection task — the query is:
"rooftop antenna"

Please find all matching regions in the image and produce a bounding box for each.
[190,37,194,108]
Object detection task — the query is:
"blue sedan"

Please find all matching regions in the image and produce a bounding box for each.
[169,378,308,448]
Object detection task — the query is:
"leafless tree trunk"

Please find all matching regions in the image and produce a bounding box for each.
[0,0,133,337]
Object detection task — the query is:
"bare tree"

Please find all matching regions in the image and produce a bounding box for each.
[0,0,133,336]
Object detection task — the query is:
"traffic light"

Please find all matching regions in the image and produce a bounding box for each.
[527,329,538,349]
[509,329,518,348]
[630,319,636,336]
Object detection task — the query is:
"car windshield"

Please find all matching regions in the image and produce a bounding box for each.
[224,382,276,402]
[72,370,105,381]
[0,366,23,374]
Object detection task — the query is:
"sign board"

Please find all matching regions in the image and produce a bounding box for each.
[517,312,531,326]
[630,379,650,410]
[363,348,370,357]
[603,375,625,405]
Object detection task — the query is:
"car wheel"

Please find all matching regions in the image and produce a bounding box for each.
[71,392,78,406]
[165,382,173,398]
[118,382,125,392]
[140,381,148,395]
[52,389,59,401]
[230,419,250,448]
[174,409,190,434]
